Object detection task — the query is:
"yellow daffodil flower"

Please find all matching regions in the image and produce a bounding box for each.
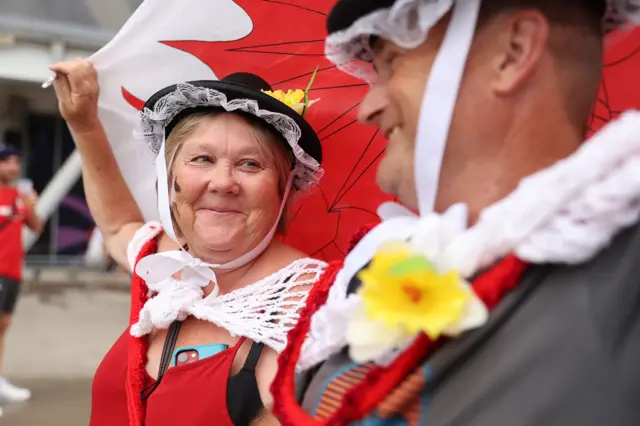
[347,302,414,363]
[263,89,304,107]
[262,66,320,117]
[357,242,473,341]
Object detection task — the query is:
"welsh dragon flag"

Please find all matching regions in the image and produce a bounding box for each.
[90,0,391,261]
[89,0,640,261]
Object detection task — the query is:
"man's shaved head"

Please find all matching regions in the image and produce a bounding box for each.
[478,0,606,128]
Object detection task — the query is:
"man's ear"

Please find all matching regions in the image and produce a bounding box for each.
[490,10,550,95]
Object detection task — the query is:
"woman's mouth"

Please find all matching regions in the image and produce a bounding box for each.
[198,208,242,217]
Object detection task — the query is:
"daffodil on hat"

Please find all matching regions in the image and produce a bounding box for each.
[263,67,321,117]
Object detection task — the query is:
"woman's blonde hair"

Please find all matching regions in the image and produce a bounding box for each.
[164,110,294,235]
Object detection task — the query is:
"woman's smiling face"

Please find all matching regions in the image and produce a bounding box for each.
[167,112,291,262]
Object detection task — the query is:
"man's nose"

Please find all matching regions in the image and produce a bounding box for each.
[357,84,388,125]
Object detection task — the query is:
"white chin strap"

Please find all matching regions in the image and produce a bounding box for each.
[338,0,481,287]
[139,135,294,295]
[156,133,177,241]
[415,0,481,215]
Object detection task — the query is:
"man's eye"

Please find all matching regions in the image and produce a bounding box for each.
[387,53,399,68]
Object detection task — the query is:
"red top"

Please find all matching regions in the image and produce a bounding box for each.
[90,237,262,426]
[90,329,246,426]
[90,331,130,426]
[0,187,31,280]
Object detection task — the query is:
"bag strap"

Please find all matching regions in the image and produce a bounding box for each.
[140,320,182,400]
[240,341,265,373]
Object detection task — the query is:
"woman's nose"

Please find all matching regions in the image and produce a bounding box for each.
[207,164,239,194]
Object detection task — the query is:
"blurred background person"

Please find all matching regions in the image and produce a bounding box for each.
[0,142,43,402]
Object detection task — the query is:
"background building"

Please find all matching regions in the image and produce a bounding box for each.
[0,0,141,261]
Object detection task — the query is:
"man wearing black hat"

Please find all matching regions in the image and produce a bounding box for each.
[271,1,640,425]
[0,142,42,402]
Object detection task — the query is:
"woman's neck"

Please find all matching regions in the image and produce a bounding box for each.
[193,239,285,296]
[204,257,260,296]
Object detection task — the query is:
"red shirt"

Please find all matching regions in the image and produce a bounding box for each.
[90,329,246,426]
[0,187,31,280]
[90,238,262,426]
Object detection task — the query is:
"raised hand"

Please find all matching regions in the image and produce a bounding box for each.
[49,59,100,134]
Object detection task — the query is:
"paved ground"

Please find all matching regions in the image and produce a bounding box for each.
[1,379,91,425]
[1,286,131,425]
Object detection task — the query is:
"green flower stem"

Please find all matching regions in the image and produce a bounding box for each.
[302,66,319,117]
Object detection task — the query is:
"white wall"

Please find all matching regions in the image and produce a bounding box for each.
[0,41,95,84]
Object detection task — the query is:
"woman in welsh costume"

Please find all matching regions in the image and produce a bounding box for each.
[50,60,325,425]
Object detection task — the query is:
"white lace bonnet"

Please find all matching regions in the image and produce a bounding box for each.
[140,72,323,191]
[324,0,640,216]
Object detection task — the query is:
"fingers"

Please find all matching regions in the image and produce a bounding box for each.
[52,73,72,104]
[48,58,93,76]
[49,58,100,129]
[49,58,98,97]
[48,61,73,76]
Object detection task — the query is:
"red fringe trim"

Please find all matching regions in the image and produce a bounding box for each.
[125,237,158,426]
[272,260,343,426]
[272,255,527,426]
[347,224,378,253]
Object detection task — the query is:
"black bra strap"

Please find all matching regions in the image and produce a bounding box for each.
[240,342,264,373]
[141,320,182,400]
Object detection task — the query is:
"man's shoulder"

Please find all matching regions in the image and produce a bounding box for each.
[553,218,640,343]
[295,220,640,424]
[553,218,640,297]
[422,220,640,426]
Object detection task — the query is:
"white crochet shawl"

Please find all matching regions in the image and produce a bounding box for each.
[126,224,327,353]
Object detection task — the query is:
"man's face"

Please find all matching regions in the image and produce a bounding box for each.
[357,16,498,213]
[0,155,21,183]
[358,22,450,211]
[356,9,569,219]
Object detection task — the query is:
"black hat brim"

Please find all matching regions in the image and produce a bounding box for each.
[327,0,612,37]
[143,79,322,165]
[327,0,396,35]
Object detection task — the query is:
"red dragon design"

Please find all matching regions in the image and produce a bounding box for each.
[121,0,640,261]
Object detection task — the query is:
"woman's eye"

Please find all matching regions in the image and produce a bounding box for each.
[239,159,261,169]
[190,156,213,163]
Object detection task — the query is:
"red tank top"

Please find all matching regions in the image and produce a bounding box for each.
[90,237,264,426]
[90,330,249,426]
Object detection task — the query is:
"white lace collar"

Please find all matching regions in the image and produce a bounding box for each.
[130,256,326,353]
[298,110,640,371]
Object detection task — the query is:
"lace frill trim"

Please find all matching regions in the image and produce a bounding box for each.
[137,84,324,191]
[325,0,640,81]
